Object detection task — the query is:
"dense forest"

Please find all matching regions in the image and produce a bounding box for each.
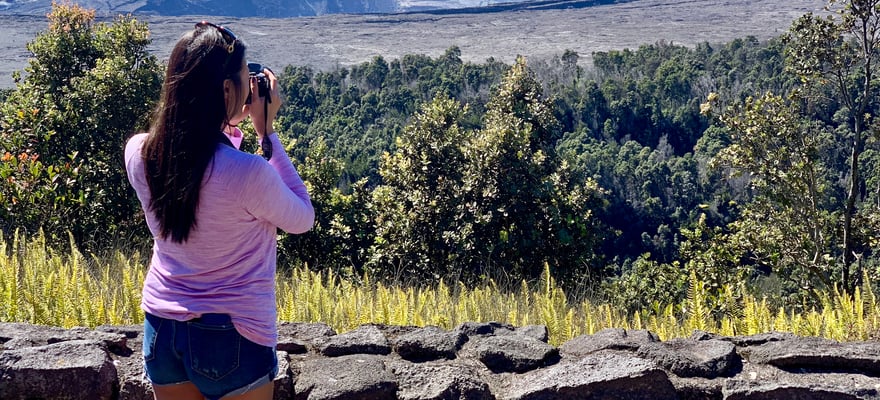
[3,1,880,317]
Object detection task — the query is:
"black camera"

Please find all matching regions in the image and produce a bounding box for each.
[246,62,270,104]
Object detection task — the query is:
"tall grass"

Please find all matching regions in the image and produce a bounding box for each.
[1,232,878,345]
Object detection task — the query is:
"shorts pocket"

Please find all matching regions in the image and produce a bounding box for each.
[142,314,162,363]
[187,320,241,381]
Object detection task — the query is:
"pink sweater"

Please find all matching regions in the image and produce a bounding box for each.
[124,131,314,347]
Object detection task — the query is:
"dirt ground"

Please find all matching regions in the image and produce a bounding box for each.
[0,0,829,88]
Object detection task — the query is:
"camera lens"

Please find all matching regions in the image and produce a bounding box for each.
[245,62,271,103]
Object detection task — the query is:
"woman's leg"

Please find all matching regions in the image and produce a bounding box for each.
[223,381,274,400]
[152,382,205,400]
[152,379,273,400]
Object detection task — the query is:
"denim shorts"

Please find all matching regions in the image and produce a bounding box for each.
[142,312,278,400]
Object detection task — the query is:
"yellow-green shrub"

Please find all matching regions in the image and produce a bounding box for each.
[1,232,878,345]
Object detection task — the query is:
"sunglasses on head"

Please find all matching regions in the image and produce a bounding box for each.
[195,21,236,54]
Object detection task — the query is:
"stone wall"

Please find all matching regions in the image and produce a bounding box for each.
[1,321,879,399]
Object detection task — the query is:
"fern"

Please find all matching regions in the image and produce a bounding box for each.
[563,309,575,345]
[805,310,824,337]
[862,271,879,338]
[772,307,788,333]
[743,294,760,335]
[718,283,744,336]
[4,232,880,345]
[631,311,643,331]
[719,318,735,336]
[685,270,710,333]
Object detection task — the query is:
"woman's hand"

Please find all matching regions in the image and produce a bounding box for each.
[249,67,281,138]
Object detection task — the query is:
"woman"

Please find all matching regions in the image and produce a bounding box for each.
[125,22,314,400]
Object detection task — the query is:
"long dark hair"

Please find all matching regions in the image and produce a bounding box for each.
[143,24,247,243]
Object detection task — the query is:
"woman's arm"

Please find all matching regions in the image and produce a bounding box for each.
[240,137,314,234]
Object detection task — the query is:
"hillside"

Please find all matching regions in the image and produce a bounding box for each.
[0,0,542,16]
[0,0,828,89]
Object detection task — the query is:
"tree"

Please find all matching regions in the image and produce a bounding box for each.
[367,59,607,285]
[359,55,389,90]
[368,94,472,282]
[279,137,374,275]
[697,0,880,297]
[0,3,162,246]
[782,0,880,293]
[462,57,606,283]
[704,91,838,300]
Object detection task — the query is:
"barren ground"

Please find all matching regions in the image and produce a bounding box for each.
[0,0,828,88]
